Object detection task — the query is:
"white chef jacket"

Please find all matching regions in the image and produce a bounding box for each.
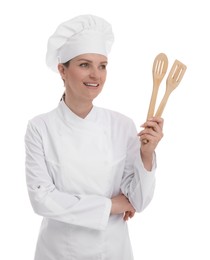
[25,100,156,260]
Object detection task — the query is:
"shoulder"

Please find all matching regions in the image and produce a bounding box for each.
[95,106,136,129]
[97,106,133,121]
[26,106,59,130]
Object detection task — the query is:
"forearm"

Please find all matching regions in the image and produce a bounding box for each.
[140,150,153,171]
[27,182,111,230]
[121,153,156,212]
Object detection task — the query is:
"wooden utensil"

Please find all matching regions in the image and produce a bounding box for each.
[143,56,187,144]
[154,59,187,117]
[147,53,168,120]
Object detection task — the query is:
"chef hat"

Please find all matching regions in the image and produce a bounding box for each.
[46,14,114,72]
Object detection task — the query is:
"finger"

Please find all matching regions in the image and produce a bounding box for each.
[141,117,164,130]
[147,117,164,126]
[129,211,135,219]
[139,121,163,138]
[123,211,130,221]
[124,210,136,221]
[142,122,161,133]
[139,128,160,140]
[150,116,164,123]
[150,118,164,132]
[139,130,163,146]
[140,131,163,144]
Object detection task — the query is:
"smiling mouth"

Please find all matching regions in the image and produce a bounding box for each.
[84,82,99,88]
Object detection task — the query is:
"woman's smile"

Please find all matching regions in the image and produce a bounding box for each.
[84,82,100,88]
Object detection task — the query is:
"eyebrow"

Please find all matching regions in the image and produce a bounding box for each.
[77,58,108,64]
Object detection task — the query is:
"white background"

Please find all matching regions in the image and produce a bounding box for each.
[0,0,209,259]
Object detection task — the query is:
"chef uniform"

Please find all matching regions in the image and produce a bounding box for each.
[25,15,156,260]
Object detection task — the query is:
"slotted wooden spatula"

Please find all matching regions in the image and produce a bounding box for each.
[154,59,187,117]
[147,53,168,119]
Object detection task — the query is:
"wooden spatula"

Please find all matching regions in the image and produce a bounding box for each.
[147,53,168,120]
[155,59,187,117]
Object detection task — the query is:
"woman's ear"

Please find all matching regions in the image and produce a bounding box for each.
[58,64,66,79]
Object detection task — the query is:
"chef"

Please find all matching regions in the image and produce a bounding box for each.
[25,14,164,260]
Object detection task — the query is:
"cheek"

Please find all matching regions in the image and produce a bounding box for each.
[101,71,107,82]
[66,71,82,84]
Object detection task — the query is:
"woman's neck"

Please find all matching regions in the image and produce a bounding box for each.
[64,94,93,119]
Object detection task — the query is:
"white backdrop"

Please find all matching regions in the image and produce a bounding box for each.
[0,0,209,259]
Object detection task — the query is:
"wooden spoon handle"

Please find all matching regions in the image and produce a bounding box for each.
[144,84,161,144]
[147,84,159,119]
[154,90,171,117]
[142,91,170,144]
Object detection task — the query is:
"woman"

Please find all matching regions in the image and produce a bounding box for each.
[25,14,163,260]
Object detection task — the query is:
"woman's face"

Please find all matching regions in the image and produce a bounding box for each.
[58,53,108,103]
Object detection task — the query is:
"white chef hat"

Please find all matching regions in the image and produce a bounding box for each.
[46,14,114,72]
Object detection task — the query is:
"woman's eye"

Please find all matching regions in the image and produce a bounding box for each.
[99,64,107,70]
[80,63,89,68]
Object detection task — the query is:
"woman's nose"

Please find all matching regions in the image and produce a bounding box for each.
[89,67,100,79]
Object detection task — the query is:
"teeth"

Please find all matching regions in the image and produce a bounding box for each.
[85,83,98,87]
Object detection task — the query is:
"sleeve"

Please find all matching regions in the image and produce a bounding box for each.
[120,121,156,212]
[25,121,111,230]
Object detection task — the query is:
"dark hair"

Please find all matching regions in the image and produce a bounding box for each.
[62,60,70,68]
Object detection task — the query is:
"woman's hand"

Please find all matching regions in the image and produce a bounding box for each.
[138,117,164,170]
[111,194,136,221]
[123,210,135,221]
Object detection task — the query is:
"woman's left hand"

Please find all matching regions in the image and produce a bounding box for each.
[138,117,164,152]
[138,117,164,172]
